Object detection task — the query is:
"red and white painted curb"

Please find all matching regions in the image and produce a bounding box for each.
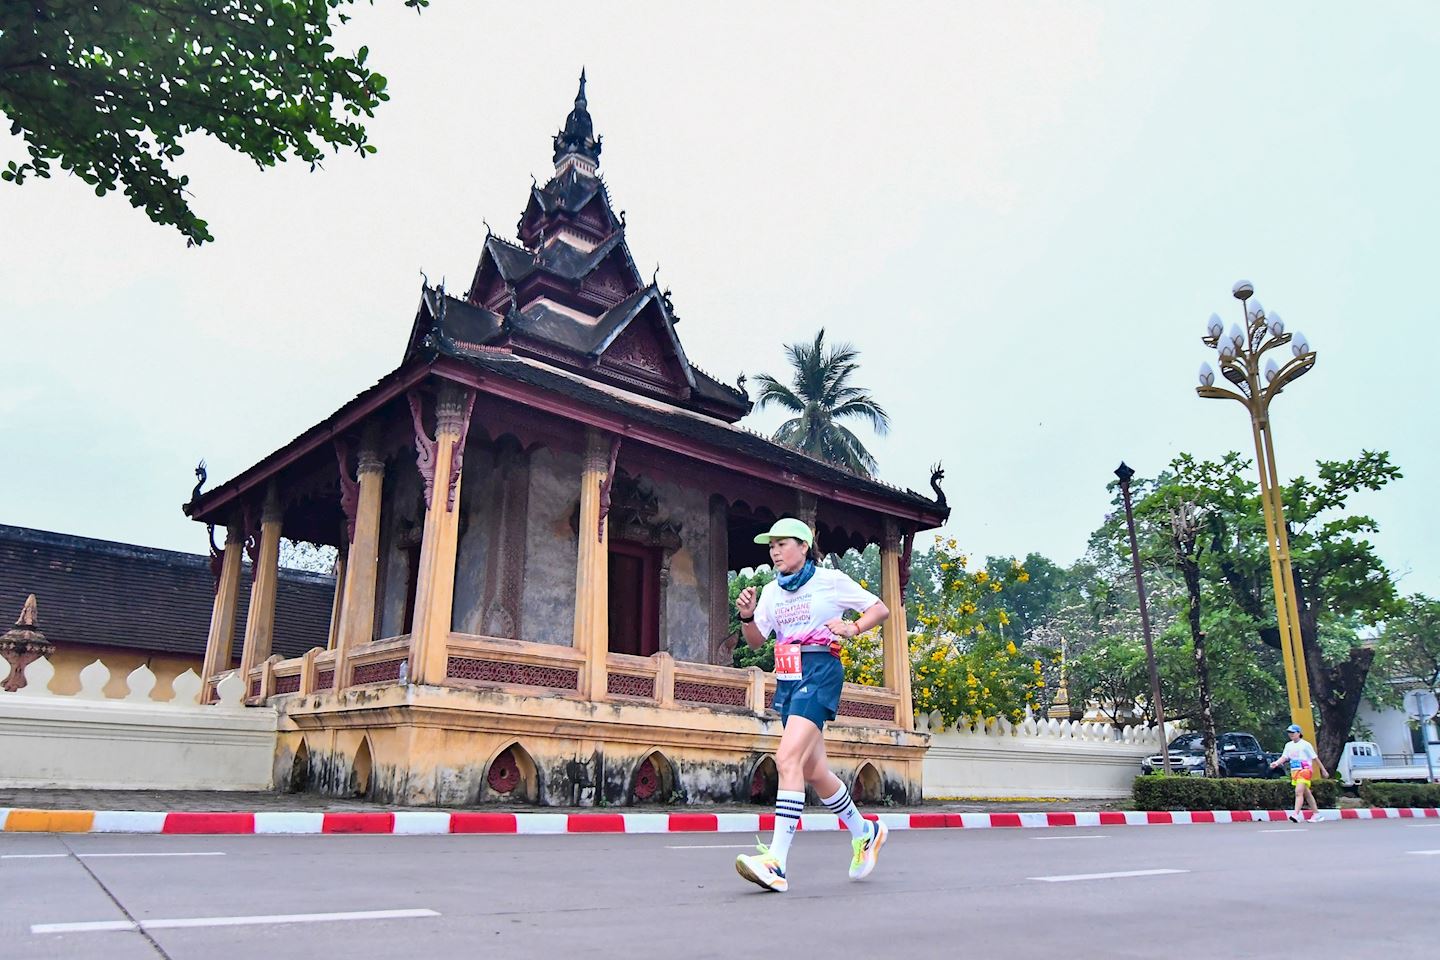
[2,806,1437,835]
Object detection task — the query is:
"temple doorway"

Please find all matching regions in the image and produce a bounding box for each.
[608,540,659,657]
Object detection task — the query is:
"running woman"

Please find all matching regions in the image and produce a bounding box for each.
[732,518,891,892]
[1268,723,1329,822]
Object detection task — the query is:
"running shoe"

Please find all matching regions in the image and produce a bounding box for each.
[1286,811,1302,823]
[735,842,788,892]
[1306,811,1327,823]
[849,818,888,880]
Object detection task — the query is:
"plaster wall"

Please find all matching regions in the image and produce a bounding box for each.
[922,720,1159,800]
[0,661,276,790]
[375,458,425,639]
[521,447,581,646]
[276,683,922,807]
[451,444,499,635]
[651,479,713,665]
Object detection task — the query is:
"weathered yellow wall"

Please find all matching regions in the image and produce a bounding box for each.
[274,684,926,807]
[45,644,203,701]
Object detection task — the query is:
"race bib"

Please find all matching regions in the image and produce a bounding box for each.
[774,644,802,681]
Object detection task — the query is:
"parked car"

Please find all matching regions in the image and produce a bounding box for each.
[1337,741,1435,786]
[1141,732,1282,778]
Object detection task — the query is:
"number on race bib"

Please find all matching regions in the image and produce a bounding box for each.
[774,644,802,681]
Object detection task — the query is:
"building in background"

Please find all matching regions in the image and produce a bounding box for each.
[0,524,333,698]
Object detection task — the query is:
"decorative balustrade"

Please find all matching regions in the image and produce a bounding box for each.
[0,656,247,707]
[346,636,412,686]
[916,710,1173,746]
[605,652,660,701]
[670,661,753,712]
[1,656,275,791]
[920,711,1177,800]
[242,628,904,733]
[445,633,585,694]
[834,684,901,726]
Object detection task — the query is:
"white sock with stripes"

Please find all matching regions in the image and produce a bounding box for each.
[769,790,805,868]
[821,784,868,838]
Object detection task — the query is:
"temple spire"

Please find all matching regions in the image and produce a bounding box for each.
[553,69,602,171]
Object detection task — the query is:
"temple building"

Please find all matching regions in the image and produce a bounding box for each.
[184,74,949,806]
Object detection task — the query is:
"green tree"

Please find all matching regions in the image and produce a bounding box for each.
[1,1,425,245]
[752,329,890,476]
[1201,451,1402,771]
[728,568,775,671]
[1371,594,1440,733]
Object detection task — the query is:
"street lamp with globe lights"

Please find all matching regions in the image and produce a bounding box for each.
[1196,280,1318,744]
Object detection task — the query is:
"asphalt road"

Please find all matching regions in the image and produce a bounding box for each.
[3,820,1437,959]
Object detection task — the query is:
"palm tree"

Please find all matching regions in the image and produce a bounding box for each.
[752,329,890,476]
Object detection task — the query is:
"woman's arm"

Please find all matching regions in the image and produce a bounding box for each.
[826,600,889,639]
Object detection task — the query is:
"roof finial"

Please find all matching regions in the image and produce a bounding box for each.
[553,68,602,167]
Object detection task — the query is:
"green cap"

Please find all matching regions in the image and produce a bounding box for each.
[753,517,813,546]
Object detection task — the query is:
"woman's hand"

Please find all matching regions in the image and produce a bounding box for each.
[736,586,758,619]
[825,617,858,639]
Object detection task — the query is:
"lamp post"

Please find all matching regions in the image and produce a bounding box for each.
[1195,280,1317,744]
[1115,462,1170,772]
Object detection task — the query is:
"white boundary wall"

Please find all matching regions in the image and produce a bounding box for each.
[921,713,1167,800]
[0,657,277,790]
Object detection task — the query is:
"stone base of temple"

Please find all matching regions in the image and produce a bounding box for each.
[272,683,926,808]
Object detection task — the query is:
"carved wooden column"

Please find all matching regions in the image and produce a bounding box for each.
[335,440,384,689]
[407,383,475,685]
[238,488,283,679]
[880,520,915,732]
[574,427,615,700]
[200,527,245,697]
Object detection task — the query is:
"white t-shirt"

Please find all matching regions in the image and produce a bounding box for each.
[1279,740,1318,769]
[754,567,880,644]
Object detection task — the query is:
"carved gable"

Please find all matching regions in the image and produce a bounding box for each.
[599,308,681,391]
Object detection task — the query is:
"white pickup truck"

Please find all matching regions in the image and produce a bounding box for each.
[1336,741,1434,787]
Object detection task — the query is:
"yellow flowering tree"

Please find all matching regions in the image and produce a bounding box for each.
[842,537,1053,727]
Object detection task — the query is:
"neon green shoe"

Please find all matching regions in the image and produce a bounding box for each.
[735,840,788,892]
[849,819,888,880]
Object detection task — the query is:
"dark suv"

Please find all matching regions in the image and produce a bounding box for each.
[1141,732,1281,777]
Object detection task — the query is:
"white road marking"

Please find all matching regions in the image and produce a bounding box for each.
[1405,849,1440,856]
[1408,824,1440,829]
[32,908,440,935]
[1260,829,1308,834]
[1030,868,1188,883]
[665,844,754,850]
[1029,835,1108,841]
[2,852,225,860]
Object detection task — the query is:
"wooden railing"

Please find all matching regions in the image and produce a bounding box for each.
[257,629,900,730]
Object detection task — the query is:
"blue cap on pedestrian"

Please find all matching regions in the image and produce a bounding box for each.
[1286,724,1302,734]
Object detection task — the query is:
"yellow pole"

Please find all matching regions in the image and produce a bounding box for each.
[1248,412,1304,730]
[1258,416,1317,744]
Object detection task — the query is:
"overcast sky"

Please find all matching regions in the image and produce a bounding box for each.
[2,1,1437,596]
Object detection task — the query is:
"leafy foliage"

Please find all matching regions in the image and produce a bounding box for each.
[728,568,775,671]
[752,329,890,476]
[0,1,426,244]
[1358,780,1440,808]
[844,537,1052,727]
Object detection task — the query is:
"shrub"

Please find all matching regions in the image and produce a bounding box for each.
[1133,774,1340,811]
[1357,781,1440,808]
